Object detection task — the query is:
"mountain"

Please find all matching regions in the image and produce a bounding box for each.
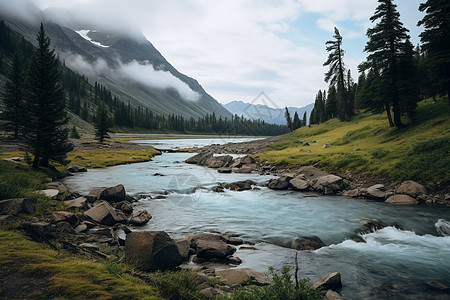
[224,101,314,125]
[0,7,231,119]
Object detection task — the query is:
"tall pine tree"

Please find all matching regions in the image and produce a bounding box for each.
[360,0,410,128]
[22,23,72,168]
[95,104,112,143]
[418,0,450,111]
[1,53,23,138]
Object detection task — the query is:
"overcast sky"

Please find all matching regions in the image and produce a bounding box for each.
[9,0,425,108]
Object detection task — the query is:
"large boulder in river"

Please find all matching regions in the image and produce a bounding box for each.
[396,180,427,198]
[385,194,419,205]
[129,210,152,226]
[290,176,310,190]
[313,272,342,291]
[268,176,292,190]
[0,198,34,215]
[125,231,182,271]
[185,152,213,165]
[310,175,344,194]
[84,201,122,226]
[67,165,87,173]
[89,184,126,203]
[223,180,254,191]
[291,235,325,250]
[206,155,233,168]
[216,268,271,286]
[365,184,386,200]
[188,233,236,260]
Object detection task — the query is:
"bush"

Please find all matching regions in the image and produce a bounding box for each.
[148,270,203,300]
[216,266,322,300]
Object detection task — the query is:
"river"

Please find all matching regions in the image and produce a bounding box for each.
[63,137,450,299]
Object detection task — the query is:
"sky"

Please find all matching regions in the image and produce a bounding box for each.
[2,0,425,108]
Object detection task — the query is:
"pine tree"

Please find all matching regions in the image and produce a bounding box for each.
[324,27,351,121]
[325,86,337,120]
[284,107,293,131]
[302,111,307,126]
[398,39,420,122]
[292,111,301,130]
[1,53,23,138]
[360,0,410,128]
[418,0,450,111]
[22,24,72,168]
[94,104,112,143]
[70,126,80,139]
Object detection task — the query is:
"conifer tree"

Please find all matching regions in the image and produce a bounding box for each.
[325,86,337,120]
[292,111,301,130]
[94,104,112,143]
[360,0,410,128]
[1,53,23,138]
[284,107,293,131]
[418,0,450,111]
[22,23,72,167]
[324,27,351,121]
[302,111,307,126]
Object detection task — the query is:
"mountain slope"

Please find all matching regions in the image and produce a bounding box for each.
[0,8,231,119]
[224,100,314,125]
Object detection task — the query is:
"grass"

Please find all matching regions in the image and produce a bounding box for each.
[255,98,450,188]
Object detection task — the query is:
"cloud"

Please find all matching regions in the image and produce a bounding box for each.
[63,53,200,102]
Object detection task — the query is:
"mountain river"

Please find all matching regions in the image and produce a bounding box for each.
[62,137,450,299]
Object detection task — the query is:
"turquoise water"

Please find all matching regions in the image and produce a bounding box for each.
[63,142,450,299]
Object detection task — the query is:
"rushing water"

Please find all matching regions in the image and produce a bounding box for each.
[63,138,450,299]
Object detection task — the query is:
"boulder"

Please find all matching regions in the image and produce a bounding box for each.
[268,176,292,190]
[324,290,344,300]
[292,236,325,250]
[0,198,34,215]
[385,194,419,205]
[312,272,342,291]
[195,239,236,259]
[206,155,233,168]
[212,186,225,193]
[234,164,258,173]
[435,219,450,237]
[343,189,359,197]
[64,196,87,209]
[185,152,213,165]
[241,155,255,164]
[310,175,344,194]
[396,180,427,198]
[355,220,384,235]
[223,181,253,191]
[129,210,152,225]
[174,238,191,260]
[67,165,87,173]
[100,184,126,203]
[39,189,59,198]
[51,211,78,226]
[290,176,309,190]
[216,268,271,286]
[125,231,182,271]
[365,184,386,200]
[84,201,122,226]
[297,166,329,179]
[47,182,69,195]
[115,201,133,214]
[323,144,333,149]
[217,168,232,173]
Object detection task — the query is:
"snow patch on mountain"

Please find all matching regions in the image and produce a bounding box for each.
[75,30,109,48]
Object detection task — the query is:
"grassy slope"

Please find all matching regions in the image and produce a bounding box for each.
[255,99,450,189]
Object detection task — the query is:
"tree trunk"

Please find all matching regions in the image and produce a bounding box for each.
[385,103,394,127]
[392,91,403,128]
[32,151,39,168]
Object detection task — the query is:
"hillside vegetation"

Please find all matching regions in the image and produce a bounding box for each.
[256,98,449,189]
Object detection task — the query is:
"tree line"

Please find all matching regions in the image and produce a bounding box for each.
[308,0,449,129]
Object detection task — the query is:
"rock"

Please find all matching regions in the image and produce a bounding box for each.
[323,144,333,148]
[74,223,88,233]
[292,236,325,250]
[297,166,329,179]
[67,165,87,173]
[79,243,99,250]
[212,186,224,193]
[435,219,450,236]
[206,155,233,168]
[0,198,34,215]
[47,182,69,195]
[234,164,258,173]
[324,290,344,300]
[4,156,24,163]
[125,231,182,271]
[115,201,133,214]
[223,181,253,191]
[129,210,152,225]
[310,175,344,194]
[365,184,386,200]
[38,189,59,198]
[226,256,242,265]
[385,194,419,205]
[174,238,191,260]
[290,176,309,190]
[115,211,128,223]
[100,184,126,203]
[186,152,213,165]
[312,272,342,291]
[217,168,232,173]
[216,268,271,286]
[84,201,122,226]
[222,235,244,245]
[64,196,87,209]
[356,220,384,234]
[396,180,427,198]
[424,280,450,292]
[343,188,359,197]
[241,155,255,164]
[74,155,88,160]
[51,211,78,226]
[195,239,236,259]
[268,176,292,190]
